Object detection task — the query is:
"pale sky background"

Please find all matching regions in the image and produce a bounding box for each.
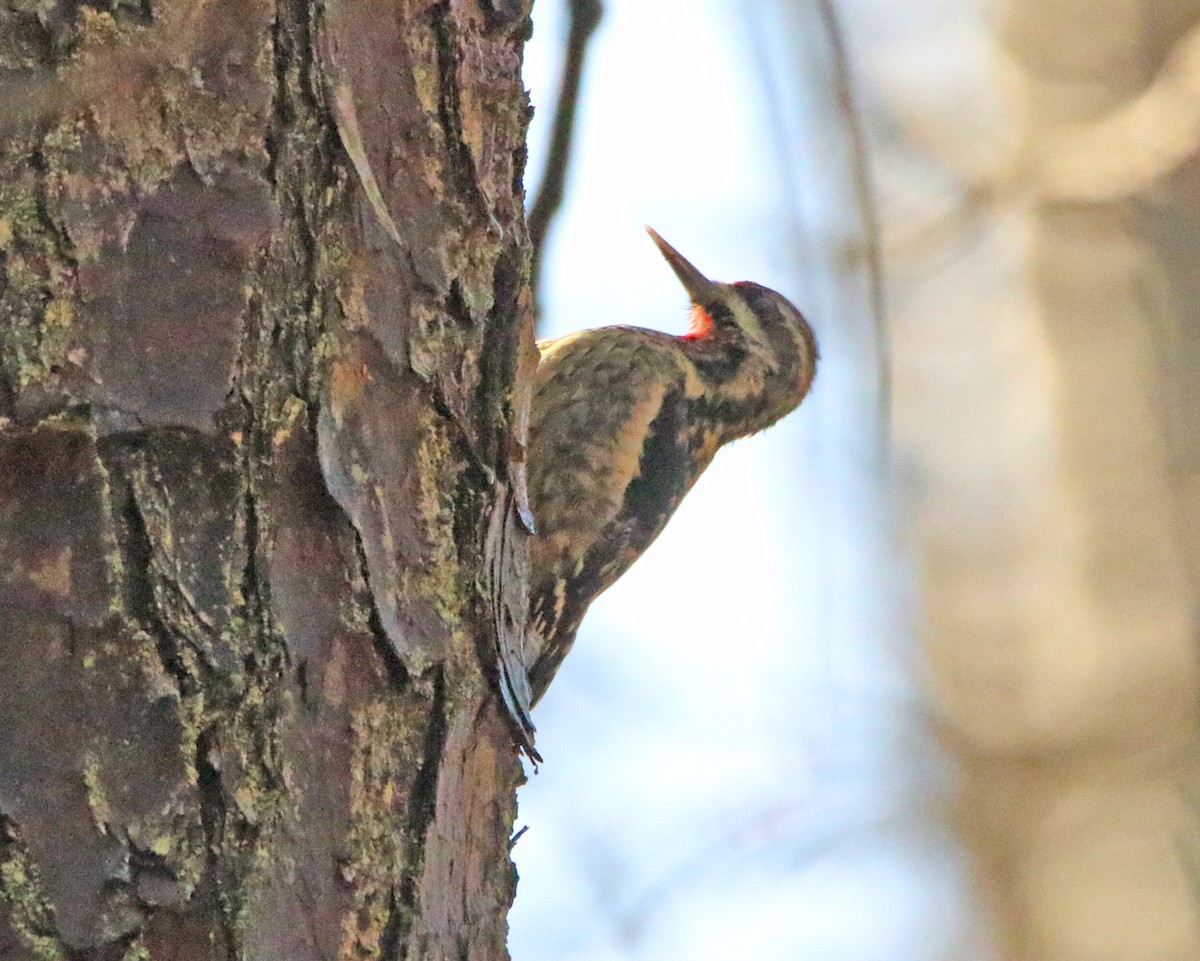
[508,2,986,959]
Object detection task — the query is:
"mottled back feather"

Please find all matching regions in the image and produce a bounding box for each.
[526,327,717,699]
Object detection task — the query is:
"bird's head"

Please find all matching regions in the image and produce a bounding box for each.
[647,227,818,436]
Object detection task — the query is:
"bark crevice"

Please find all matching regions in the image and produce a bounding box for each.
[116,461,195,697]
[354,528,412,690]
[194,727,239,961]
[394,668,451,959]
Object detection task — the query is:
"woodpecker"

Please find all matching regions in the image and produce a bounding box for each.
[524,229,818,702]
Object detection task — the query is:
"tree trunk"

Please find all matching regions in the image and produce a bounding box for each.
[0,1,537,958]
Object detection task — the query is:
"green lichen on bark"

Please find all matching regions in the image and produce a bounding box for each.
[51,6,272,195]
[0,130,75,387]
[120,934,151,961]
[82,744,114,833]
[0,823,66,961]
[339,691,432,958]
[413,415,467,628]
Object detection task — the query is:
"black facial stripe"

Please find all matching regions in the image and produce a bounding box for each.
[690,298,749,384]
[689,343,748,383]
[733,282,807,373]
[765,306,799,371]
[704,298,740,333]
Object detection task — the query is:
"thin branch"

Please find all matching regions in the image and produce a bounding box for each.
[814,0,892,448]
[528,0,604,301]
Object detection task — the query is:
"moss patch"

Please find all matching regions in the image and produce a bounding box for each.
[338,691,429,958]
[0,825,66,961]
[412,417,465,628]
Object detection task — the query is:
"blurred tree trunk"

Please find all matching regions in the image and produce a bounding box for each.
[883,1,1200,958]
[949,5,1200,960]
[0,1,536,959]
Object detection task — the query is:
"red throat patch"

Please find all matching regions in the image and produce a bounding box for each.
[684,304,713,339]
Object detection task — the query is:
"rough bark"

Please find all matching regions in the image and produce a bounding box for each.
[0,1,537,959]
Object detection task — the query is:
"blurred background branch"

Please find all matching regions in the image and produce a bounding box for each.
[811,0,892,440]
[527,0,604,305]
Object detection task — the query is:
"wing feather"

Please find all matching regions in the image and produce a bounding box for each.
[525,328,695,697]
[528,328,681,559]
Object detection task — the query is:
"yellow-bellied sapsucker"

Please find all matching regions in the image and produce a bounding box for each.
[523,229,818,702]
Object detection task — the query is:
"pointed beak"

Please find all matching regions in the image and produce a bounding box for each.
[646,227,717,303]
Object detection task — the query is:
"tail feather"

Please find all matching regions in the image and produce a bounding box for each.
[487,484,541,765]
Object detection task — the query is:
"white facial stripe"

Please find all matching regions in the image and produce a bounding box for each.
[730,292,765,342]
